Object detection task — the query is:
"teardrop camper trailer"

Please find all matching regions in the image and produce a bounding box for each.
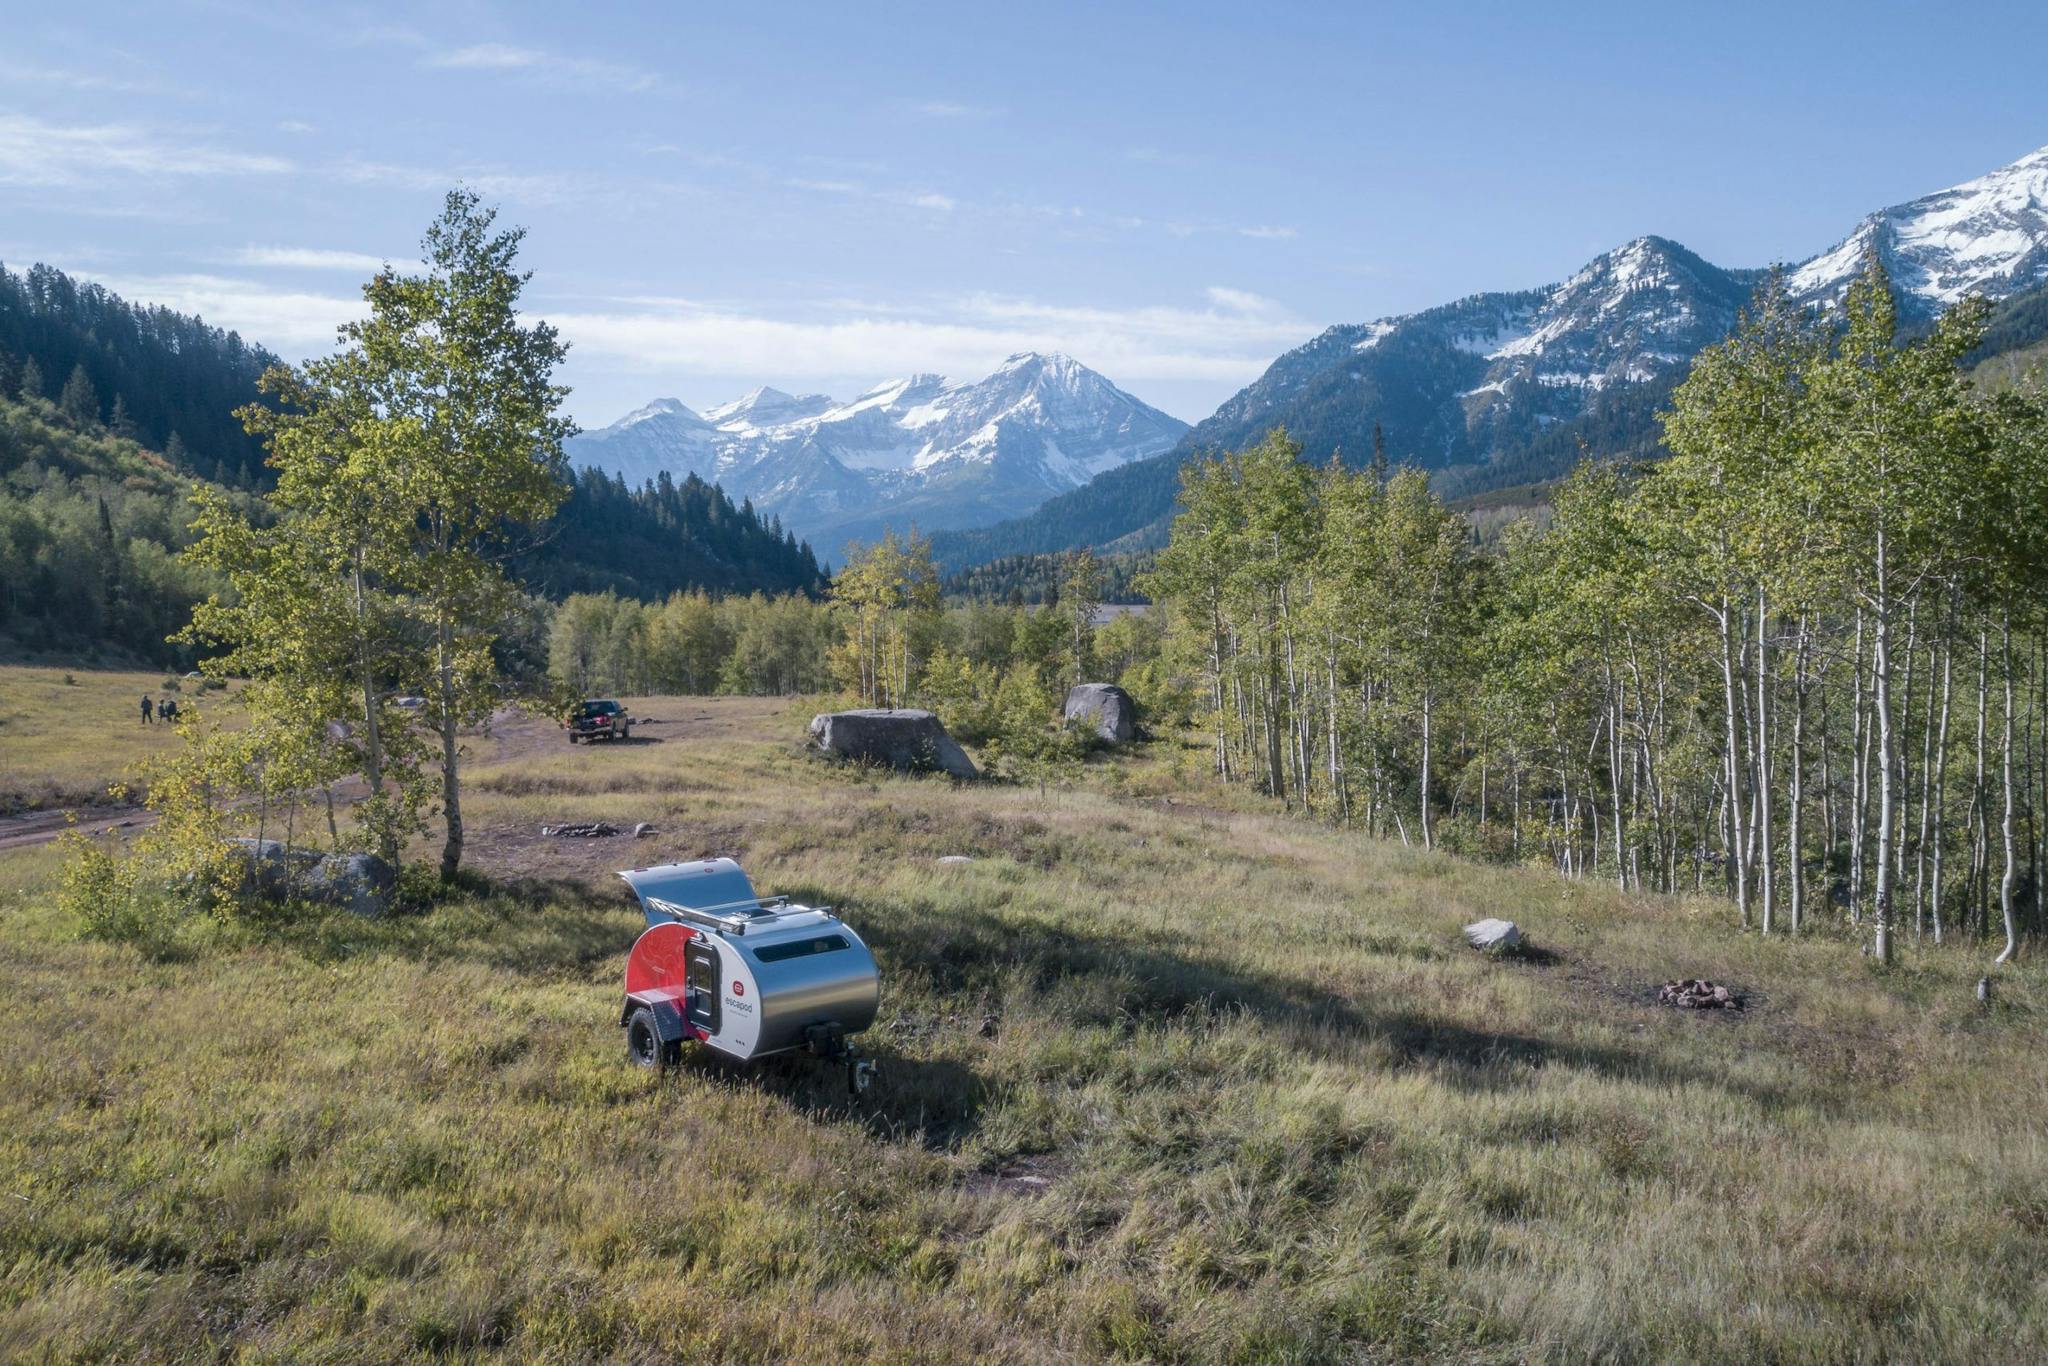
[617,859,879,1091]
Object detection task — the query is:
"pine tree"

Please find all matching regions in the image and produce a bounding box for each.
[18,355,44,401]
[109,393,138,440]
[58,364,99,425]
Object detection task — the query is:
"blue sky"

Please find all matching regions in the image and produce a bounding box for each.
[3,0,2044,427]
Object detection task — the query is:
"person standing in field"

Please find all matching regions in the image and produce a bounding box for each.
[139,695,153,726]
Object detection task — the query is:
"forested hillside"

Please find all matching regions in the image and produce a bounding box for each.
[0,389,250,665]
[0,264,829,667]
[514,468,828,601]
[941,549,1151,605]
[0,262,278,489]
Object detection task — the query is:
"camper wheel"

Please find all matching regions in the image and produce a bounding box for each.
[625,1006,680,1069]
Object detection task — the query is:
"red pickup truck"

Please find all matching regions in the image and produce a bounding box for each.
[567,699,633,743]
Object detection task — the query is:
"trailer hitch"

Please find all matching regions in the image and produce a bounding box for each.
[804,1022,876,1095]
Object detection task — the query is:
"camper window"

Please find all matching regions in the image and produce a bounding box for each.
[754,934,850,963]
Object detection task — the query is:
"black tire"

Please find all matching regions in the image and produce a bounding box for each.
[625,1007,679,1069]
[568,732,579,744]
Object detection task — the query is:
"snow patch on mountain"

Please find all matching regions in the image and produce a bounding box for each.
[1790,145,2048,310]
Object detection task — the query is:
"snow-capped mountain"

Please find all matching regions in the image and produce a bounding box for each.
[567,353,1187,560]
[1185,234,1756,478]
[929,142,2048,570]
[1789,146,2048,314]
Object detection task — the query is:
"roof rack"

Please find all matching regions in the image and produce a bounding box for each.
[646,894,838,935]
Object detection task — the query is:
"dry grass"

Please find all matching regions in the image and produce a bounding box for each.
[0,666,233,812]
[0,691,2043,1361]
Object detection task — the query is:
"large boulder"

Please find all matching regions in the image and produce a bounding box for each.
[809,709,978,778]
[1063,683,1137,744]
[226,838,395,917]
[302,852,396,918]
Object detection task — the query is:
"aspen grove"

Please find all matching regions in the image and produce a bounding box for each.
[1144,256,2048,964]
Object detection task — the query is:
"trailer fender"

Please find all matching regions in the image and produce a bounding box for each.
[622,992,689,1042]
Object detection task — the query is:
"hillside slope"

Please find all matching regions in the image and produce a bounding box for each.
[0,390,247,665]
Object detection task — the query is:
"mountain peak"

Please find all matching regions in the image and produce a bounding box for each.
[1790,142,2048,310]
[704,386,837,429]
[618,397,699,426]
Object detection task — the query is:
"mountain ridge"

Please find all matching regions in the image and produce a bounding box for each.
[567,351,1188,560]
[930,142,2048,570]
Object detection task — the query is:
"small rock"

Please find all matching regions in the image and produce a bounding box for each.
[1463,918,1521,952]
[633,822,656,838]
[1659,978,1744,1010]
[937,854,974,865]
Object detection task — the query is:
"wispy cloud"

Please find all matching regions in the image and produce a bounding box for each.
[788,177,957,213]
[905,99,999,120]
[334,156,581,205]
[0,60,185,97]
[234,246,396,272]
[1238,224,1299,240]
[425,42,661,93]
[0,114,292,187]
[277,119,317,135]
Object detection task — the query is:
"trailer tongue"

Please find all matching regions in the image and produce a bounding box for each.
[617,859,878,1092]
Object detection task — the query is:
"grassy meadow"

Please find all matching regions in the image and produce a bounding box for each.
[0,666,229,813]
[0,672,2043,1361]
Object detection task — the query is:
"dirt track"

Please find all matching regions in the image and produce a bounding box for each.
[0,700,778,857]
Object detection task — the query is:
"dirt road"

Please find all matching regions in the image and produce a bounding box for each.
[0,699,785,856]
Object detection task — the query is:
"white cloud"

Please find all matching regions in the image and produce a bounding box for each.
[334,157,579,205]
[78,270,362,353]
[277,120,317,134]
[787,177,957,213]
[0,60,184,96]
[426,43,660,93]
[906,100,999,120]
[548,287,1313,391]
[234,246,397,272]
[1238,224,1299,240]
[0,114,292,187]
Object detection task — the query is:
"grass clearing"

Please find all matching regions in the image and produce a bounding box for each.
[0,666,234,813]
[1,692,2043,1360]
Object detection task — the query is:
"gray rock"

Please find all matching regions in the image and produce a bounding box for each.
[1063,683,1137,744]
[1463,918,1521,952]
[303,852,396,918]
[937,855,974,864]
[633,822,657,838]
[225,838,394,917]
[808,709,978,778]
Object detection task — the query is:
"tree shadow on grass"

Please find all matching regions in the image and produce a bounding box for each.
[835,895,1804,1112]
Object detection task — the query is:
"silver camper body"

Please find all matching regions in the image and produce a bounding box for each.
[618,859,880,1064]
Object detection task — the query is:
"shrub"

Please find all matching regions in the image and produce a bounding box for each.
[54,830,193,955]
